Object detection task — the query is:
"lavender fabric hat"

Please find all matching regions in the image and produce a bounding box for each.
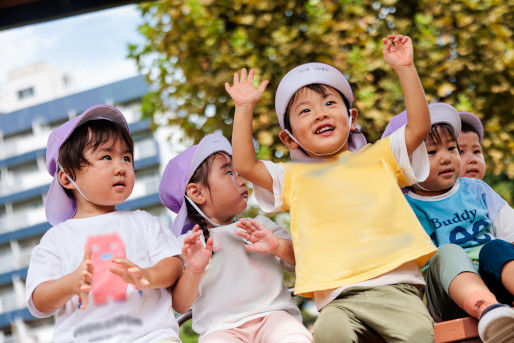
[382,102,461,139]
[45,105,129,226]
[274,62,367,160]
[159,133,232,236]
[459,112,484,142]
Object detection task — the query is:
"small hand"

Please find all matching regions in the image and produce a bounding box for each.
[225,68,269,107]
[75,248,93,310]
[382,34,414,69]
[182,225,214,274]
[236,219,279,254]
[110,258,151,290]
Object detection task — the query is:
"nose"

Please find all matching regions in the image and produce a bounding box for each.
[236,172,246,186]
[114,159,126,175]
[314,109,328,121]
[440,150,452,164]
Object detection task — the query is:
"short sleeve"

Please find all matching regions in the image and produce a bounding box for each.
[25,231,63,318]
[141,211,182,265]
[253,161,285,213]
[492,204,514,243]
[389,125,429,185]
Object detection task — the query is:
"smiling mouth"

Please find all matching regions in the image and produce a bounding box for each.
[438,169,454,176]
[314,124,335,135]
[241,190,248,198]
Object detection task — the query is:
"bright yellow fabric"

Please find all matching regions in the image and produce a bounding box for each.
[282,138,437,298]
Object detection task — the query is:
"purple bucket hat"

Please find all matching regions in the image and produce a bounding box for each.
[45,104,129,226]
[159,133,232,236]
[459,112,484,142]
[275,62,367,161]
[382,102,461,139]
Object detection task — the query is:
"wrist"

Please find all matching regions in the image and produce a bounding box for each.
[64,272,81,296]
[272,238,285,257]
[184,266,205,277]
[393,63,416,74]
[235,103,256,111]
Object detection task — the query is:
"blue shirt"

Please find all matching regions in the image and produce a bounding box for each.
[405,177,506,260]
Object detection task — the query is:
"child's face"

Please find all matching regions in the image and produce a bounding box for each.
[416,127,461,196]
[458,131,486,179]
[69,137,135,212]
[281,86,356,157]
[203,154,248,225]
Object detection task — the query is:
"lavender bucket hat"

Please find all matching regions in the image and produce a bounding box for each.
[275,62,367,161]
[45,104,129,226]
[382,102,461,139]
[159,133,232,236]
[459,112,484,142]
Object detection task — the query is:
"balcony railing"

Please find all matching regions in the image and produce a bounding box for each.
[0,130,52,160]
[0,207,47,235]
[0,171,51,197]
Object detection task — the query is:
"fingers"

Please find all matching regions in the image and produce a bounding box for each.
[128,267,150,288]
[233,71,239,85]
[236,231,252,242]
[241,68,248,82]
[83,247,92,261]
[257,80,269,93]
[81,269,93,285]
[248,69,254,83]
[205,237,214,251]
[79,285,90,309]
[225,82,231,93]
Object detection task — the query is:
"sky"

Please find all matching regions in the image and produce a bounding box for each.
[0,4,143,91]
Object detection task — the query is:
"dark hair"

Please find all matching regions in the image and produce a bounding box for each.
[58,119,134,198]
[426,123,458,146]
[185,151,230,240]
[461,122,479,137]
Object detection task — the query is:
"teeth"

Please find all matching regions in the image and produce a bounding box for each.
[315,126,334,134]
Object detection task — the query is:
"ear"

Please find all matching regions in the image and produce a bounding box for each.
[350,108,359,131]
[279,130,299,150]
[186,183,207,206]
[58,169,75,190]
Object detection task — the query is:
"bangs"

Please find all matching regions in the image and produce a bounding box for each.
[427,123,457,145]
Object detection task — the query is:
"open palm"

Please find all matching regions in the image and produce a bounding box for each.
[236,219,279,254]
[225,68,268,107]
[182,225,213,274]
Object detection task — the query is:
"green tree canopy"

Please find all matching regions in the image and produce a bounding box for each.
[129,0,513,193]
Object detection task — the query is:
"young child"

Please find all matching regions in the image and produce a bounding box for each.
[384,103,514,343]
[226,35,437,342]
[158,133,312,342]
[25,105,184,343]
[458,111,486,179]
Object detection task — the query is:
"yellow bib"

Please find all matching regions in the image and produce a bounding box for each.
[283,138,436,297]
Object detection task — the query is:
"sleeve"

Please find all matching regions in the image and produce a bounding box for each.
[141,211,183,265]
[253,160,285,213]
[25,230,63,318]
[254,215,295,273]
[389,125,429,185]
[492,204,514,243]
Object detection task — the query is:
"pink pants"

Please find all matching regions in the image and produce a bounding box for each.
[199,311,313,343]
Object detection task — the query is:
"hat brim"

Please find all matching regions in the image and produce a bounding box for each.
[45,171,76,226]
[459,112,483,142]
[171,201,192,236]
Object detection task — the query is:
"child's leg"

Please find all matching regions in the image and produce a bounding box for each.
[314,285,433,343]
[426,243,494,320]
[199,328,244,343]
[479,239,514,305]
[256,310,312,343]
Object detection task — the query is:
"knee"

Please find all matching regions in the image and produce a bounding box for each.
[398,318,434,343]
[480,239,512,261]
[430,244,466,268]
[312,310,356,343]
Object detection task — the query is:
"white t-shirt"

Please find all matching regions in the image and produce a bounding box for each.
[183,215,302,337]
[25,210,182,343]
[253,127,429,310]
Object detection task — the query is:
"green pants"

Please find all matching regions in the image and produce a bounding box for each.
[313,284,434,343]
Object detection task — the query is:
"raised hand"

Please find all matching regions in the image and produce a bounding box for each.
[236,219,280,254]
[75,248,94,310]
[110,258,151,291]
[225,68,269,107]
[182,225,214,274]
[382,34,414,70]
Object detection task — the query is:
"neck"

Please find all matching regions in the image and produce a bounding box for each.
[411,184,453,197]
[73,197,117,219]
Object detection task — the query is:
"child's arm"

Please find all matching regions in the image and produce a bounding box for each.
[226,68,274,191]
[383,35,431,155]
[32,248,94,313]
[236,219,295,266]
[172,226,213,313]
[110,255,183,290]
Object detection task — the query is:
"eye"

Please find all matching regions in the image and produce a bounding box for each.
[299,108,310,115]
[123,155,132,162]
[448,146,456,151]
[473,149,481,154]
[459,149,464,155]
[427,150,437,155]
[226,170,233,175]
[102,155,112,160]
[325,100,335,106]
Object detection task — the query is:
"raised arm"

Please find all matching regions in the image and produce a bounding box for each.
[383,35,430,155]
[226,68,273,191]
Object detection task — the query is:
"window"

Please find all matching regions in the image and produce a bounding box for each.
[17,87,35,100]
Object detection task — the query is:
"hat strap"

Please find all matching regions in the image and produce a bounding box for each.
[57,163,89,201]
[284,112,353,157]
[184,195,222,228]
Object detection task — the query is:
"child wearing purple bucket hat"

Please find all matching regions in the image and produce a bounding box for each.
[25,105,184,343]
[227,35,438,342]
[384,103,514,343]
[159,133,312,342]
[458,111,486,179]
